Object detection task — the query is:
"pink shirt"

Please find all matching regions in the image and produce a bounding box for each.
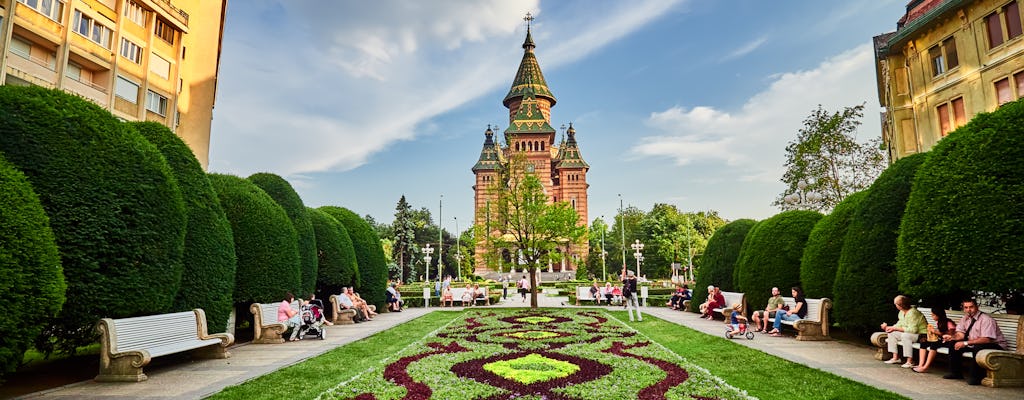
[277,300,292,322]
[956,311,1008,349]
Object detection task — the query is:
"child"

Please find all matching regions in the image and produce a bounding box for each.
[727,303,747,339]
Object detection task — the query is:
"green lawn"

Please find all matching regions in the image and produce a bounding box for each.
[210,309,906,400]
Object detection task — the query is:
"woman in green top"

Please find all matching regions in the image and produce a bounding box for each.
[880,295,927,368]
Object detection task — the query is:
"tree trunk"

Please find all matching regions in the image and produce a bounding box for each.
[530,267,538,308]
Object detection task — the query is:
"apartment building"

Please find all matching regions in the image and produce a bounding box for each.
[875,0,1024,161]
[0,0,226,168]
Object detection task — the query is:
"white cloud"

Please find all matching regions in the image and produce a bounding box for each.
[209,0,684,177]
[720,36,768,62]
[633,43,880,182]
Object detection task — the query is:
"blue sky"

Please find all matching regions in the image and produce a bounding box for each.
[208,0,905,232]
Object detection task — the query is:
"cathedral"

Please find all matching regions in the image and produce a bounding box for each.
[471,20,590,274]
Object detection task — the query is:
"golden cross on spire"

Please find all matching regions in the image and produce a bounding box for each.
[524,12,534,28]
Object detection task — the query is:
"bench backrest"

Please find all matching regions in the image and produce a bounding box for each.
[255,302,297,326]
[109,311,199,352]
[993,314,1021,352]
[719,292,745,313]
[577,286,596,299]
[779,297,828,322]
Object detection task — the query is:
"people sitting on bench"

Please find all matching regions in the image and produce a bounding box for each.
[940,298,1009,385]
[769,287,806,336]
[590,282,602,304]
[667,284,691,310]
[441,285,454,307]
[278,292,302,342]
[346,287,376,320]
[461,284,474,306]
[337,287,367,322]
[914,308,956,373]
[880,295,926,368]
[752,287,785,332]
[385,283,403,312]
[700,286,725,320]
[473,284,486,302]
[603,282,614,304]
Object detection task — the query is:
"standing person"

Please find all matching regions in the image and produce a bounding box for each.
[881,295,927,368]
[501,275,510,300]
[621,267,642,322]
[941,298,1008,385]
[518,274,530,302]
[914,308,957,373]
[277,292,302,342]
[769,287,807,336]
[751,287,786,332]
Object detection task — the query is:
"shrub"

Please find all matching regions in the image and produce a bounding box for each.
[133,122,236,333]
[734,211,822,312]
[308,207,359,298]
[898,101,1024,302]
[692,219,757,311]
[249,173,318,295]
[319,206,386,306]
[0,155,66,375]
[799,191,868,300]
[208,174,300,304]
[833,153,926,335]
[0,86,186,353]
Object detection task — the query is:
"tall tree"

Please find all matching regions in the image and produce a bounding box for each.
[776,104,886,212]
[392,195,416,283]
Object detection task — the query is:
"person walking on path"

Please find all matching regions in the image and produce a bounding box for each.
[621,267,642,322]
[501,275,510,300]
[518,275,530,302]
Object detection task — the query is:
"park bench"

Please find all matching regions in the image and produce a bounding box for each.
[450,287,491,306]
[250,301,299,344]
[576,286,600,305]
[95,309,233,382]
[871,309,1022,387]
[711,291,747,320]
[327,294,360,324]
[766,297,832,340]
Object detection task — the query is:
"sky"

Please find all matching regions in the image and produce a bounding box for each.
[208,0,907,233]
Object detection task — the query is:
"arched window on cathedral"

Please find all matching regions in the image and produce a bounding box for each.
[528,142,534,151]
[540,142,545,151]
[571,198,576,209]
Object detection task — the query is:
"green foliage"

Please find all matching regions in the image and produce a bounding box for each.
[307,207,359,297]
[800,191,868,299]
[319,206,386,306]
[0,155,65,375]
[0,86,186,353]
[133,122,236,333]
[208,174,300,303]
[833,153,926,335]
[392,196,417,282]
[692,219,757,309]
[734,211,822,311]
[248,173,318,295]
[898,101,1024,299]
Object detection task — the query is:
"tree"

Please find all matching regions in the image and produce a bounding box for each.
[307,207,358,299]
[799,190,867,300]
[248,173,318,295]
[776,104,886,212]
[477,155,587,308]
[692,219,757,310]
[319,206,386,307]
[392,195,416,282]
[734,211,822,312]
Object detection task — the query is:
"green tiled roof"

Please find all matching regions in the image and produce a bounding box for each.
[504,92,556,140]
[555,124,589,169]
[472,126,505,172]
[503,27,556,107]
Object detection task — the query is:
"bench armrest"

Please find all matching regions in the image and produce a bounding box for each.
[977,349,1024,388]
[194,309,234,347]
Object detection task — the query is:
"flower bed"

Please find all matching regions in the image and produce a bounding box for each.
[319,309,752,399]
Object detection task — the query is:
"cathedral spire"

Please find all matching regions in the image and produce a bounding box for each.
[472,125,505,172]
[503,13,555,108]
[556,122,589,169]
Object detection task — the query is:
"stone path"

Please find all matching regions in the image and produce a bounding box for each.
[14,292,1024,400]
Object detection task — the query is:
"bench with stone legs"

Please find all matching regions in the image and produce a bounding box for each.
[327,294,360,324]
[870,308,1023,387]
[576,286,601,305]
[451,287,491,306]
[250,301,299,344]
[95,309,233,382]
[766,297,832,341]
[710,291,746,320]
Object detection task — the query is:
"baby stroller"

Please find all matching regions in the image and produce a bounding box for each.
[724,322,754,340]
[297,299,327,340]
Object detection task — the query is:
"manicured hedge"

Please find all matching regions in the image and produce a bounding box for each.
[0,155,66,375]
[308,207,359,298]
[799,191,867,300]
[0,86,186,353]
[134,122,236,333]
[734,211,822,312]
[692,219,757,311]
[898,101,1024,301]
[833,153,926,335]
[249,173,318,295]
[319,206,385,307]
[208,174,301,304]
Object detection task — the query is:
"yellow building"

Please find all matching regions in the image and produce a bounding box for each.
[0,0,226,168]
[875,0,1024,161]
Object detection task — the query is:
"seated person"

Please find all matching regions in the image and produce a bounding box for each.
[589,282,602,303]
[667,284,691,310]
[346,287,376,320]
[385,283,403,312]
[336,287,366,322]
[611,286,623,305]
[940,298,1008,385]
[461,284,474,306]
[442,286,454,307]
[881,295,926,368]
[473,284,486,301]
[726,303,748,338]
[602,282,614,303]
[914,308,956,373]
[752,287,785,332]
[769,287,807,336]
[277,292,301,342]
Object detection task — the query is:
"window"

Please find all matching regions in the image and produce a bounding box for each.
[154,19,175,44]
[952,97,966,127]
[1007,2,1023,40]
[115,76,139,102]
[987,3,1024,49]
[123,1,146,26]
[146,90,168,115]
[150,54,170,79]
[9,36,31,59]
[996,77,1013,104]
[929,37,959,77]
[936,97,967,137]
[73,10,112,49]
[120,39,142,64]
[65,62,82,81]
[936,103,950,136]
[18,0,63,21]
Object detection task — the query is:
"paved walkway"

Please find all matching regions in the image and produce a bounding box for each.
[15,293,1024,400]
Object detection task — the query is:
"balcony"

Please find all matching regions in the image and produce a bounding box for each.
[5,52,57,87]
[147,0,189,29]
[63,76,109,105]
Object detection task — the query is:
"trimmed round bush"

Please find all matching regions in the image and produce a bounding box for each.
[899,101,1024,300]
[734,211,822,312]
[134,122,236,333]
[208,174,300,303]
[800,191,868,300]
[308,207,359,298]
[0,86,186,353]
[833,153,926,335]
[0,155,66,375]
[692,219,757,311]
[249,173,318,295]
[320,206,386,306]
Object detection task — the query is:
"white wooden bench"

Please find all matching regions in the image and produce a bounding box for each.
[451,287,491,306]
[871,309,1022,387]
[711,291,747,320]
[327,294,360,324]
[766,297,832,341]
[95,309,233,382]
[576,286,600,305]
[250,302,298,344]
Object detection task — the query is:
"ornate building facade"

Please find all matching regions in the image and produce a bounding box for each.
[471,24,590,274]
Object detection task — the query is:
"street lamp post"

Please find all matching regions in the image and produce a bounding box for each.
[422,244,434,283]
[600,215,606,281]
[438,195,444,282]
[784,179,823,210]
[454,216,462,281]
[631,239,644,278]
[618,194,626,273]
